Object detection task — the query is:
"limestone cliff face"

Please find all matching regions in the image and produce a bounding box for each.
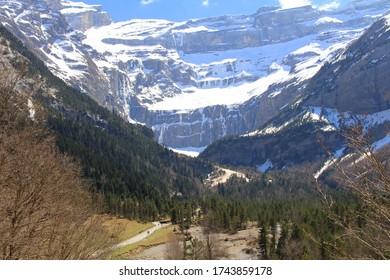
[63,6,111,32]
[94,2,390,149]
[200,14,390,169]
[254,6,319,42]
[0,0,111,108]
[303,15,390,113]
[2,0,390,151]
[130,73,313,149]
[151,107,244,148]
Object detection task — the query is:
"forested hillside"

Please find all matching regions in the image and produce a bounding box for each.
[1,22,388,260]
[0,25,212,222]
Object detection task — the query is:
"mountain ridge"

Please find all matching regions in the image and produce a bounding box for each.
[78,0,390,149]
[0,0,389,164]
[200,12,390,171]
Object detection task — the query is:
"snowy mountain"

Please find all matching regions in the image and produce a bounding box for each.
[80,0,390,150]
[200,12,390,172]
[0,0,389,154]
[0,0,112,106]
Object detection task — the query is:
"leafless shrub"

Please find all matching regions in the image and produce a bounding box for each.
[165,233,183,260]
[316,123,389,259]
[0,59,110,259]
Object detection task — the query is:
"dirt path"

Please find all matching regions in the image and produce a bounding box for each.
[112,222,168,250]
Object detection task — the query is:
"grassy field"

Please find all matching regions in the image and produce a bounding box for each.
[90,215,174,259]
[107,225,175,260]
[93,215,154,242]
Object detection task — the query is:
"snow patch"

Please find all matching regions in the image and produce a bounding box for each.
[315,17,343,26]
[278,0,311,10]
[372,133,390,152]
[169,146,206,157]
[314,147,346,179]
[269,90,282,98]
[385,14,390,27]
[268,62,283,72]
[290,43,322,56]
[60,0,101,14]
[28,99,35,120]
[172,26,217,33]
[148,68,290,111]
[257,159,274,173]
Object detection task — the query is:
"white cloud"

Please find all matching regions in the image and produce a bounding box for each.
[278,0,312,9]
[141,0,157,5]
[202,0,209,7]
[317,1,340,11]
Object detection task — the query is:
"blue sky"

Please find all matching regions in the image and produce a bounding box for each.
[80,0,349,22]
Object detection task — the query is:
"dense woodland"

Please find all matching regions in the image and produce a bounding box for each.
[0,25,388,260]
[0,26,213,222]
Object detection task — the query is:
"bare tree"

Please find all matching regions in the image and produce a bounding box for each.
[200,215,228,260]
[0,58,111,259]
[316,123,390,259]
[165,234,183,260]
[189,237,207,260]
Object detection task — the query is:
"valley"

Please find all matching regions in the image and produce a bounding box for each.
[0,0,389,260]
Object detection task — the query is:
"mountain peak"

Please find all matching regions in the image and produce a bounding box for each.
[60,0,112,31]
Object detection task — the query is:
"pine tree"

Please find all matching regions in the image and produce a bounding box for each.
[269,220,277,259]
[277,224,288,259]
[259,222,268,259]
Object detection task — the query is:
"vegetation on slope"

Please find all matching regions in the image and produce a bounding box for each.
[1,23,388,260]
[0,25,212,223]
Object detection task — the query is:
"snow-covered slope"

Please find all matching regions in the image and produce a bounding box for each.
[1,0,389,151]
[0,0,112,107]
[79,0,390,149]
[201,12,390,172]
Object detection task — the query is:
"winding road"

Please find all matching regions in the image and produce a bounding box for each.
[112,222,170,250]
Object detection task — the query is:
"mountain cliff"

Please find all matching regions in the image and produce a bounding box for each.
[79,0,390,149]
[200,12,390,171]
[0,0,389,155]
[0,0,112,107]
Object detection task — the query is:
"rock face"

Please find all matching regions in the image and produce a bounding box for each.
[78,0,390,149]
[303,15,390,114]
[254,6,319,40]
[61,1,111,32]
[1,0,390,151]
[0,0,112,108]
[200,14,390,170]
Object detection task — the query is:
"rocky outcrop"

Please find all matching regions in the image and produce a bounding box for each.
[62,5,111,32]
[200,14,390,169]
[0,0,111,108]
[303,15,390,113]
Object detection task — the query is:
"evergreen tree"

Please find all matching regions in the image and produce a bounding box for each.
[277,225,288,259]
[259,222,268,260]
[269,220,277,259]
